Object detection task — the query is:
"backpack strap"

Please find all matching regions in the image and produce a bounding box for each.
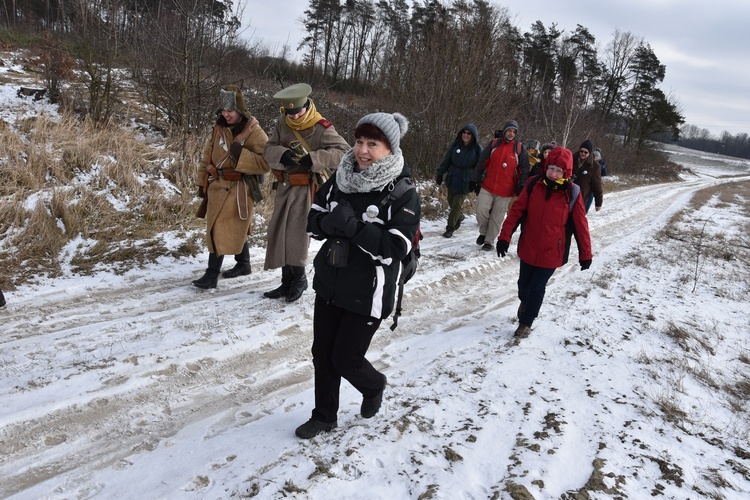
[381,177,417,331]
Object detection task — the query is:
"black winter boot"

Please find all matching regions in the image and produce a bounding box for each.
[192,253,223,289]
[286,266,308,302]
[0,289,5,308]
[264,265,293,299]
[222,242,251,278]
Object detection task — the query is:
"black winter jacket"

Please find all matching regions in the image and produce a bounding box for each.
[307,165,421,319]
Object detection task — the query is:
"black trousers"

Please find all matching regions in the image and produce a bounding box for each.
[311,294,383,423]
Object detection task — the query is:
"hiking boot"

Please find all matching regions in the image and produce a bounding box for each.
[221,263,251,279]
[264,266,292,299]
[517,302,526,320]
[361,375,387,419]
[476,234,485,245]
[442,229,454,238]
[514,324,532,339]
[286,266,308,302]
[295,418,337,439]
[481,242,493,251]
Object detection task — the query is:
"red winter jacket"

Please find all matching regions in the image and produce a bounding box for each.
[482,139,520,197]
[499,178,592,268]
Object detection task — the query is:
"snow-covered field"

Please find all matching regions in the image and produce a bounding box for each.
[1,142,749,499]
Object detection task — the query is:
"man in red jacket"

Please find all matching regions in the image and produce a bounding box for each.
[470,120,530,251]
[496,146,593,340]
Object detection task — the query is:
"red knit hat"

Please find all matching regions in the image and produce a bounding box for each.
[546,146,573,178]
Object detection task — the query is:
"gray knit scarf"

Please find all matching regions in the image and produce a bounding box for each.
[335,148,405,194]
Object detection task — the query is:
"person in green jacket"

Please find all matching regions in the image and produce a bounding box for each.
[435,123,482,238]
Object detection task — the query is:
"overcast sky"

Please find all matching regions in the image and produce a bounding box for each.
[243,0,749,138]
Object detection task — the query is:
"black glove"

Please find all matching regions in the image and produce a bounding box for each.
[580,259,592,271]
[470,181,481,195]
[435,173,443,186]
[197,185,206,198]
[497,240,509,258]
[298,154,313,168]
[280,150,296,167]
[229,142,243,161]
[320,200,362,238]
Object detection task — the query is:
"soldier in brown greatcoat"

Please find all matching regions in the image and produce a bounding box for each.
[263,83,350,302]
[192,85,270,289]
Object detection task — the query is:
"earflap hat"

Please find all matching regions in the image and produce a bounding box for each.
[216,84,249,120]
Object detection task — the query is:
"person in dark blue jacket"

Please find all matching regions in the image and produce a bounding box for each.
[299,112,421,439]
[435,123,482,237]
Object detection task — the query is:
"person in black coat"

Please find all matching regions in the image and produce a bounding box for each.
[299,112,421,439]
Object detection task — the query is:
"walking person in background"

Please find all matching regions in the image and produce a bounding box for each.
[192,85,270,289]
[496,146,592,341]
[299,112,420,439]
[470,120,530,251]
[435,123,482,238]
[525,140,541,174]
[263,83,350,303]
[531,142,555,177]
[572,140,603,213]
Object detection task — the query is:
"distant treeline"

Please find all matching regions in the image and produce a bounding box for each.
[2,0,717,174]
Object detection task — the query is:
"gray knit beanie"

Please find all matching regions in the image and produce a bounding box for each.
[356,112,409,153]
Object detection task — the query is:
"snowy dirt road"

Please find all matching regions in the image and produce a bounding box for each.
[2,144,749,498]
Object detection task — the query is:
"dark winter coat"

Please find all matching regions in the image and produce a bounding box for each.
[307,166,421,320]
[572,151,603,209]
[499,176,592,269]
[436,123,482,194]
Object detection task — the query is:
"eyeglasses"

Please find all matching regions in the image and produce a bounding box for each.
[579,150,589,155]
[546,165,564,174]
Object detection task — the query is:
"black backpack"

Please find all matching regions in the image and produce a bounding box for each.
[376,178,421,330]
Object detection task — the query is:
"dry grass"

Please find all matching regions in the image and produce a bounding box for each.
[0,109,203,287]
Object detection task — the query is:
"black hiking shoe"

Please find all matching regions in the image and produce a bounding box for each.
[295,418,337,439]
[476,234,485,245]
[361,375,387,419]
[222,263,251,278]
[481,242,493,251]
[442,229,454,238]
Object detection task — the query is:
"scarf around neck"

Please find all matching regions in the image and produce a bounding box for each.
[284,98,324,131]
[335,149,405,194]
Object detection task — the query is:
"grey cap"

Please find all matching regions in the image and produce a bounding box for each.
[502,120,519,134]
[356,112,409,152]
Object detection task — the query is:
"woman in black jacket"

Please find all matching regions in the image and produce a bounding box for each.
[299,112,421,439]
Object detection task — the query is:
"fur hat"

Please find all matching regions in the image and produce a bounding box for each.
[216,85,249,120]
[546,146,573,178]
[525,139,540,152]
[356,112,409,153]
[540,142,555,155]
[579,139,594,154]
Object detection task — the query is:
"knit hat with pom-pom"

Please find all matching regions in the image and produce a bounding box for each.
[356,112,409,153]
